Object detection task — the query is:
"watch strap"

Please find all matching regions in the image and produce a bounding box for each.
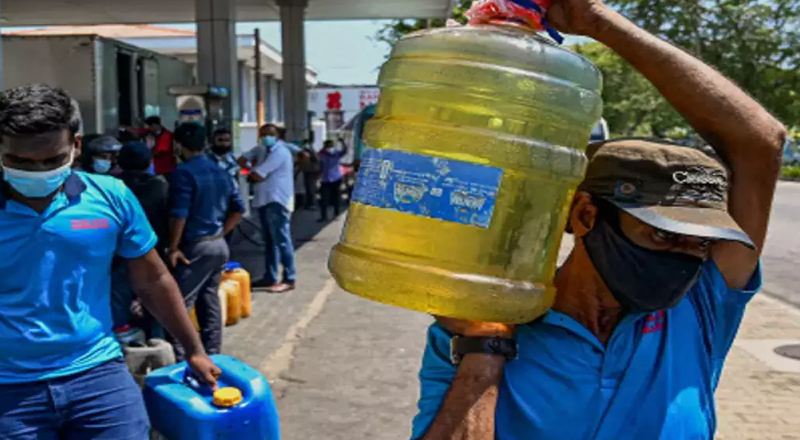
[450,335,518,366]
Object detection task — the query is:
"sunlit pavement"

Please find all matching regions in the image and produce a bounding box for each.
[223,183,800,439]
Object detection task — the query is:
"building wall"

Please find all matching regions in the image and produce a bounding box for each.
[187,61,282,126]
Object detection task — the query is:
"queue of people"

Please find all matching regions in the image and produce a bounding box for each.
[74,117,325,350]
[73,123,246,364]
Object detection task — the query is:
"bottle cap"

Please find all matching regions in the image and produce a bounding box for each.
[213,387,243,407]
[225,262,243,271]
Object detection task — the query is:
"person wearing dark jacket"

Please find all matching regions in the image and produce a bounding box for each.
[118,142,170,254]
[111,141,170,337]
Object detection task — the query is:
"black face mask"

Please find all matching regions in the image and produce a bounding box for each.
[212,145,232,156]
[582,208,704,312]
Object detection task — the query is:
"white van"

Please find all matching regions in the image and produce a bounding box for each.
[590,118,609,143]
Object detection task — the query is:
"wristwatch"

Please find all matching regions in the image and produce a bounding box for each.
[450,335,518,366]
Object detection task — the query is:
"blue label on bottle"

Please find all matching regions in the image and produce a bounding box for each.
[352,148,504,228]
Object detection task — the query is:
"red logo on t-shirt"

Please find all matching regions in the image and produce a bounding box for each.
[643,311,666,334]
[71,219,110,230]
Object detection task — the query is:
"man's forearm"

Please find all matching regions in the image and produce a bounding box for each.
[129,252,205,357]
[169,218,186,250]
[139,273,205,356]
[422,355,505,440]
[594,10,785,162]
[223,212,243,236]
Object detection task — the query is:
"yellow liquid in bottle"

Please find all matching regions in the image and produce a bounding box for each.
[329,25,602,323]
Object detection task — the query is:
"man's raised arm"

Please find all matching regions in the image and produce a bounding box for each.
[548,0,787,288]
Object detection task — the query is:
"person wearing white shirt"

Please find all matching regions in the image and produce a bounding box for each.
[244,124,297,293]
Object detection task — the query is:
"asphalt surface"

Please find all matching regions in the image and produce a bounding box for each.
[761,181,800,307]
[224,209,429,440]
[221,181,800,439]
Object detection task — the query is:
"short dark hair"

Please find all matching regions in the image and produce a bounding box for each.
[213,128,231,137]
[262,123,287,140]
[0,84,82,140]
[144,116,162,126]
[118,141,152,172]
[174,122,207,152]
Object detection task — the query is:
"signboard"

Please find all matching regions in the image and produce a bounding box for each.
[358,89,380,110]
[309,87,380,124]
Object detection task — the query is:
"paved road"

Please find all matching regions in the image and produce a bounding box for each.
[222,181,800,439]
[762,181,800,306]
[225,211,429,440]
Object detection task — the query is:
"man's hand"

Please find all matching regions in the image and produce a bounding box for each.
[546,0,613,37]
[237,157,252,171]
[188,353,222,390]
[248,172,265,184]
[435,316,515,338]
[168,249,190,268]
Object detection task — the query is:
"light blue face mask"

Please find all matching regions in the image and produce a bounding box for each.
[262,136,278,148]
[3,154,74,198]
[93,158,113,174]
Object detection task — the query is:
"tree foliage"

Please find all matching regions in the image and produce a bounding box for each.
[573,43,687,137]
[606,0,800,132]
[374,0,473,47]
[377,0,800,135]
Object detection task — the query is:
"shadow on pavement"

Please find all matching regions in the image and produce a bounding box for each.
[228,206,346,282]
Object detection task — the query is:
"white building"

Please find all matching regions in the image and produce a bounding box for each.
[6,25,318,125]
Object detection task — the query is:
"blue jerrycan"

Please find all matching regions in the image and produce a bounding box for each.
[144,355,280,440]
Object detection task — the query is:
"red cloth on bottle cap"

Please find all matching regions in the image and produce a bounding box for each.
[465,0,553,30]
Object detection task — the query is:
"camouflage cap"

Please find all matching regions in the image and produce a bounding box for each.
[578,138,754,248]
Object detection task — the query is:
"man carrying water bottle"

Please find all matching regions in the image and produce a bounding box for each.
[0,85,221,439]
[412,0,786,439]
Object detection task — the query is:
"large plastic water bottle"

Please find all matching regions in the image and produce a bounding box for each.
[144,355,280,440]
[329,1,603,323]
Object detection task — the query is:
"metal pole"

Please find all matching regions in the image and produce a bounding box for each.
[255,29,265,128]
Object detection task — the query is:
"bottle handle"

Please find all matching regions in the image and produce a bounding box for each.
[182,368,214,394]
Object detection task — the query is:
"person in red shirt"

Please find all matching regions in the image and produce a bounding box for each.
[141,116,177,175]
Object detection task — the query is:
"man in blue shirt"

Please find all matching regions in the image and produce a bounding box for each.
[0,84,221,439]
[411,1,787,439]
[317,139,348,222]
[168,122,246,360]
[246,124,297,293]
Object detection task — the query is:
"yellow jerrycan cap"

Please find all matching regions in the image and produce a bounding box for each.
[212,387,243,407]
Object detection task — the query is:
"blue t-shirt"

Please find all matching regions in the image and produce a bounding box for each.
[412,260,761,440]
[169,155,246,242]
[0,172,157,384]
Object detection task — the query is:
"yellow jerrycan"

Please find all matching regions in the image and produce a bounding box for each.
[189,308,200,332]
[223,263,252,318]
[329,3,603,324]
[222,280,242,327]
